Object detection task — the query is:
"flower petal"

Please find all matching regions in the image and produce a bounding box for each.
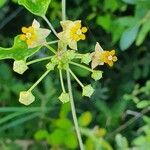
[95,42,103,52]
[36,28,51,40]
[91,58,100,69]
[32,19,40,29]
[60,20,73,30]
[69,41,77,50]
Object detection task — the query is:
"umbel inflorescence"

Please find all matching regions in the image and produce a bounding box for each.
[0,1,118,149]
[14,19,117,105]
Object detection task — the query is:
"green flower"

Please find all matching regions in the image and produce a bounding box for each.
[91,70,103,81]
[58,92,70,103]
[13,60,28,74]
[82,84,94,97]
[19,91,35,105]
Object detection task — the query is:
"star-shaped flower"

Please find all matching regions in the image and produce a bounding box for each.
[58,20,87,50]
[91,42,117,69]
[20,19,51,48]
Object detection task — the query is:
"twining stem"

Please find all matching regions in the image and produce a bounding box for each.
[27,56,52,65]
[69,68,84,88]
[70,61,93,72]
[42,16,58,37]
[66,70,84,150]
[59,69,66,93]
[28,70,50,92]
[45,45,56,54]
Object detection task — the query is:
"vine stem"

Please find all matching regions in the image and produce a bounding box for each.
[61,0,84,149]
[66,70,84,150]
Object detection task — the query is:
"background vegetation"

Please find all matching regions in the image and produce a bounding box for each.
[0,0,150,149]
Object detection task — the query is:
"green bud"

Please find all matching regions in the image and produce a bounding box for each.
[58,92,70,103]
[82,84,94,97]
[46,62,55,71]
[91,70,103,81]
[81,53,91,65]
[19,91,35,105]
[13,60,28,74]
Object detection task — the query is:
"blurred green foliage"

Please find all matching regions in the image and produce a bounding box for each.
[0,0,150,149]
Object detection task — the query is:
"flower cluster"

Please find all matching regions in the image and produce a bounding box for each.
[17,19,117,105]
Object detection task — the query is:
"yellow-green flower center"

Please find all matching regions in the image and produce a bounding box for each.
[100,50,117,67]
[20,26,36,46]
[70,22,87,41]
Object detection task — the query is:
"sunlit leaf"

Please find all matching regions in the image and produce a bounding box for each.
[18,0,51,16]
[0,36,41,60]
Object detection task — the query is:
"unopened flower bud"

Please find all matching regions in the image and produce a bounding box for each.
[91,70,103,81]
[58,92,70,103]
[13,60,28,74]
[19,91,35,105]
[82,84,94,97]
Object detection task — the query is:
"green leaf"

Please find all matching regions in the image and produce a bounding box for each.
[79,111,92,127]
[120,24,140,50]
[0,0,6,8]
[96,14,112,32]
[18,0,51,17]
[136,21,150,46]
[47,129,65,145]
[64,132,78,149]
[115,134,129,150]
[104,0,120,12]
[55,118,72,129]
[34,129,49,141]
[136,100,150,108]
[0,36,41,60]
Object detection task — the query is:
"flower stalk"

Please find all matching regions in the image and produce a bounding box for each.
[62,0,84,149]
